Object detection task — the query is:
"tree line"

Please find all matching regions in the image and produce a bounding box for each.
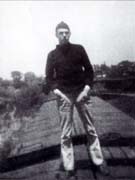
[94,60,135,79]
[0,60,135,117]
[0,71,46,117]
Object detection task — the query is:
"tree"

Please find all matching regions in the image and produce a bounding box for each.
[24,72,36,86]
[11,71,23,89]
[100,64,110,76]
[11,71,22,81]
[93,64,110,79]
[0,77,3,86]
[118,60,135,77]
[108,60,135,78]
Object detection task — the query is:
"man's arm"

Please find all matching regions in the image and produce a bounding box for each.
[76,46,94,102]
[53,89,70,103]
[76,85,90,102]
[44,52,56,94]
[80,46,94,88]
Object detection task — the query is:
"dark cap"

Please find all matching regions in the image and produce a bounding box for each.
[56,21,70,32]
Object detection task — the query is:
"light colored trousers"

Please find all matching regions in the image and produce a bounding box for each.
[57,92,103,171]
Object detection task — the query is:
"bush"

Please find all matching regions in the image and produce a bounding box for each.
[14,81,44,116]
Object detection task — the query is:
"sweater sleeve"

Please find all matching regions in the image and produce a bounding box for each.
[44,52,57,94]
[80,46,94,88]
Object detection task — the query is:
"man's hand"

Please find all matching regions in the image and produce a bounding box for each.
[53,89,70,103]
[76,85,90,102]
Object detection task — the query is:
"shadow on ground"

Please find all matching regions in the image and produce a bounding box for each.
[99,94,135,120]
[1,134,135,173]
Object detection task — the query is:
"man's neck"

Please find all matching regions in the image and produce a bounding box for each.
[57,42,71,53]
[59,41,70,46]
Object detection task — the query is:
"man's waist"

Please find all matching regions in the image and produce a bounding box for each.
[57,83,84,94]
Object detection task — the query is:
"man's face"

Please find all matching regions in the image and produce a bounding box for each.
[56,28,71,45]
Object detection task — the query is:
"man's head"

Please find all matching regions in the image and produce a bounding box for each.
[55,21,71,45]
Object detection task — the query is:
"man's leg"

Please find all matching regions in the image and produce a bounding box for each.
[76,102,103,166]
[58,97,75,171]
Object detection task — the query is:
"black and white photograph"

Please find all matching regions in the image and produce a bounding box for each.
[0,1,135,180]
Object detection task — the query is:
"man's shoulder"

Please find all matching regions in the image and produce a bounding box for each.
[49,48,56,54]
[70,43,84,49]
[70,43,85,52]
[48,48,57,58]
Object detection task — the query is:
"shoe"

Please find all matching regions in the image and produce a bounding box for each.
[96,163,110,176]
[66,170,75,179]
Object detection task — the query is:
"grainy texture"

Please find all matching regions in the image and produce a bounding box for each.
[0,96,135,179]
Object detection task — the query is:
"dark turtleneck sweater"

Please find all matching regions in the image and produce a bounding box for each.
[45,42,94,94]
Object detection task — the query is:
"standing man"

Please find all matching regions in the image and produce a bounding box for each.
[45,21,109,177]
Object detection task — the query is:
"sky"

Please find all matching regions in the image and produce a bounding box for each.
[0,1,135,79]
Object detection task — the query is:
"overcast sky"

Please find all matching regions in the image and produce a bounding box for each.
[0,1,135,79]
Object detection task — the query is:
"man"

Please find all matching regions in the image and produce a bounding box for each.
[45,21,109,177]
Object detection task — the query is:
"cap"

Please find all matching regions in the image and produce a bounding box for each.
[56,21,70,32]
